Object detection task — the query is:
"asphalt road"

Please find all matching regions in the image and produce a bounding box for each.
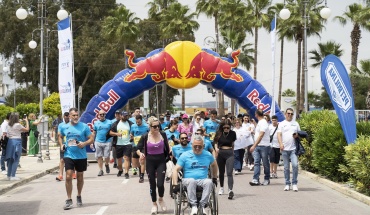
[0,163,369,215]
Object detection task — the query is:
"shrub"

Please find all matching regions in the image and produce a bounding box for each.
[339,136,370,196]
[298,110,338,172]
[0,105,14,122]
[15,103,39,116]
[311,119,348,182]
[356,122,370,136]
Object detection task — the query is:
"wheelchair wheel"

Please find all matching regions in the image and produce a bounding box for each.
[208,186,218,215]
[173,182,183,215]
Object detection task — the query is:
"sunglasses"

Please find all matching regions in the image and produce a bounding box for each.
[151,125,160,129]
[193,145,202,149]
[286,113,294,115]
[99,114,105,116]
[223,126,230,129]
[195,132,201,135]
[180,137,188,140]
[196,118,201,120]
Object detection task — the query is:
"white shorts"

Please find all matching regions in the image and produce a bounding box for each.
[95,142,111,158]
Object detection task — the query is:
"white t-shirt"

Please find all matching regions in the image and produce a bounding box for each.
[278,120,300,151]
[7,123,25,139]
[233,126,250,150]
[255,119,270,146]
[1,120,8,135]
[269,124,279,148]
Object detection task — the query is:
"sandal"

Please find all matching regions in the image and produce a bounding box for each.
[158,199,167,211]
[151,205,158,215]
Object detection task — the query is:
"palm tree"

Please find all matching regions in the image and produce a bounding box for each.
[334,3,370,70]
[101,6,140,111]
[309,40,343,68]
[246,0,272,80]
[160,3,200,110]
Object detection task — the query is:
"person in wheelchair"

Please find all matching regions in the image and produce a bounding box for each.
[172,135,218,215]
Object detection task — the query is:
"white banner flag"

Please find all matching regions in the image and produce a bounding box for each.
[57,16,75,114]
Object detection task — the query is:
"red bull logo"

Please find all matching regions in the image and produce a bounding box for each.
[124,50,182,82]
[185,50,243,82]
[247,89,270,111]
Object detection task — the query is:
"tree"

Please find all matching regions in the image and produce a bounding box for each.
[43,92,62,117]
[0,105,14,122]
[282,88,296,97]
[334,3,370,70]
[246,0,272,80]
[15,103,39,116]
[309,40,343,68]
[5,86,40,107]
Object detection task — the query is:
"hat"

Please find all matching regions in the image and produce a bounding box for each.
[121,111,129,116]
[182,114,189,119]
[115,110,120,113]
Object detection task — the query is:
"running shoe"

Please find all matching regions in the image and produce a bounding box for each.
[158,199,167,211]
[249,165,254,171]
[105,165,110,174]
[139,178,144,183]
[125,173,129,179]
[234,170,239,175]
[76,196,83,207]
[98,170,104,176]
[133,167,137,175]
[117,170,123,177]
[56,175,63,181]
[190,206,198,215]
[218,187,224,195]
[284,185,290,191]
[63,199,73,210]
[262,180,270,186]
[228,190,234,200]
[249,179,260,186]
[1,170,7,175]
[293,185,298,192]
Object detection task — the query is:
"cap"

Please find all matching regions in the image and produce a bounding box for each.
[182,113,189,119]
[115,110,120,113]
[121,111,129,116]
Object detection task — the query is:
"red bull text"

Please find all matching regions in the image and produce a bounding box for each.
[247,89,270,111]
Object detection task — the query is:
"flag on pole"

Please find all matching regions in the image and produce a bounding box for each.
[57,16,75,114]
[270,14,277,117]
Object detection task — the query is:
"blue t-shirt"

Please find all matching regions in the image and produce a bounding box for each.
[203,119,219,142]
[172,144,192,160]
[60,122,92,159]
[93,119,112,143]
[131,123,149,146]
[189,138,213,153]
[161,121,170,130]
[165,129,180,147]
[177,150,214,180]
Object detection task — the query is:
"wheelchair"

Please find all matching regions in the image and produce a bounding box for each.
[173,175,218,215]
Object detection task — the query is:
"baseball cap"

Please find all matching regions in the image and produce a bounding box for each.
[121,111,129,116]
[182,114,189,119]
[115,110,120,114]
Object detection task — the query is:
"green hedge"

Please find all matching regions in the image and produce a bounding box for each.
[339,135,370,196]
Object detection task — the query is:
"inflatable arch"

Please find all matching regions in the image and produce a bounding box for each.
[80,41,285,129]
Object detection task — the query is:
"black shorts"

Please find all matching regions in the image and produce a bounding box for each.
[64,157,87,172]
[132,146,139,158]
[116,145,132,158]
[270,147,281,164]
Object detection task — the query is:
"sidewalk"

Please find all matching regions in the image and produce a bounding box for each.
[0,145,60,195]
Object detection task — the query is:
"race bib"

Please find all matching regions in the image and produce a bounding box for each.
[119,129,129,138]
[169,140,174,147]
[209,132,216,141]
[67,139,78,147]
[134,136,141,145]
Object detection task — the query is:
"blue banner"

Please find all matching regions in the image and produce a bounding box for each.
[321,55,356,144]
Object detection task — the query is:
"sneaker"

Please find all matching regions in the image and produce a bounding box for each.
[273,173,278,178]
[190,206,198,215]
[1,170,6,175]
[158,199,167,211]
[72,173,77,179]
[117,170,123,177]
[76,196,82,207]
[202,207,207,215]
[133,167,138,175]
[249,179,260,186]
[151,205,158,215]
[262,180,270,186]
[293,185,298,192]
[234,170,239,175]
[56,175,63,181]
[284,185,290,191]
[105,165,110,174]
[63,199,73,210]
[218,187,224,195]
[98,170,104,176]
[139,178,144,183]
[113,164,117,168]
[10,177,20,181]
[249,165,254,171]
[228,190,234,200]
[125,173,129,179]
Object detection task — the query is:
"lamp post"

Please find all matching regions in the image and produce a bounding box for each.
[280,0,331,112]
[3,63,27,108]
[16,0,68,162]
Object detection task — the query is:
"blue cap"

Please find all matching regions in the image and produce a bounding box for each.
[121,111,129,116]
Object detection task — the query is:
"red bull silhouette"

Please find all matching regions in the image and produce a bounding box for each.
[186,49,243,82]
[124,50,182,82]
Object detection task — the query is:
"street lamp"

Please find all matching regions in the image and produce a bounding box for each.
[16,0,69,162]
[3,63,27,108]
[280,0,331,112]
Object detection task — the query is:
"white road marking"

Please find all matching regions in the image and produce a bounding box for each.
[79,206,109,215]
[122,179,129,184]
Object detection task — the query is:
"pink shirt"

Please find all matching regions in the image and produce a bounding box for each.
[177,123,193,140]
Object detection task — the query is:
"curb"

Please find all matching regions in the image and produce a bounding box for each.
[301,170,370,206]
[0,165,59,196]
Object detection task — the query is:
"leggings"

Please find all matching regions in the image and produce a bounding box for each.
[216,149,234,190]
[146,154,166,202]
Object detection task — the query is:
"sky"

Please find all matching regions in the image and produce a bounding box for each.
[118,0,370,104]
